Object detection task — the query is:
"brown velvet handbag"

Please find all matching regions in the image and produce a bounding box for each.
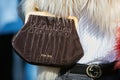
[12,14,83,67]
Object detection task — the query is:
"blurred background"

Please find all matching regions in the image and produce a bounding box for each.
[0,0,37,80]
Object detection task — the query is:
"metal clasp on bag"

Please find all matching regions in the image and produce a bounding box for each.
[86,64,102,79]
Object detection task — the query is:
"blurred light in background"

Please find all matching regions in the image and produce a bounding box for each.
[0,0,18,27]
[0,0,22,34]
[0,0,37,80]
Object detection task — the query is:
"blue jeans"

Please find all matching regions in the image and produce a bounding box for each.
[56,73,92,80]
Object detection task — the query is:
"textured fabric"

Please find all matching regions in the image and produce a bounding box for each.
[12,15,83,66]
[77,11,117,64]
[56,73,92,80]
[55,70,120,80]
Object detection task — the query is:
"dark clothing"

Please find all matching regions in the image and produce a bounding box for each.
[56,71,120,80]
[56,73,92,80]
[56,63,120,80]
[0,34,13,80]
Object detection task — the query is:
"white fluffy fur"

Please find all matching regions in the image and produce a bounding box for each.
[85,0,120,35]
[22,0,81,18]
[37,66,60,80]
[20,0,120,80]
[21,0,120,34]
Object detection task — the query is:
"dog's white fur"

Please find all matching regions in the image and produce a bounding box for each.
[19,0,120,80]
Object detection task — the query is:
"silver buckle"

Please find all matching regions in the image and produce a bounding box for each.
[86,64,102,79]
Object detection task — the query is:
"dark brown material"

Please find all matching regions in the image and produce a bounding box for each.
[12,15,83,67]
